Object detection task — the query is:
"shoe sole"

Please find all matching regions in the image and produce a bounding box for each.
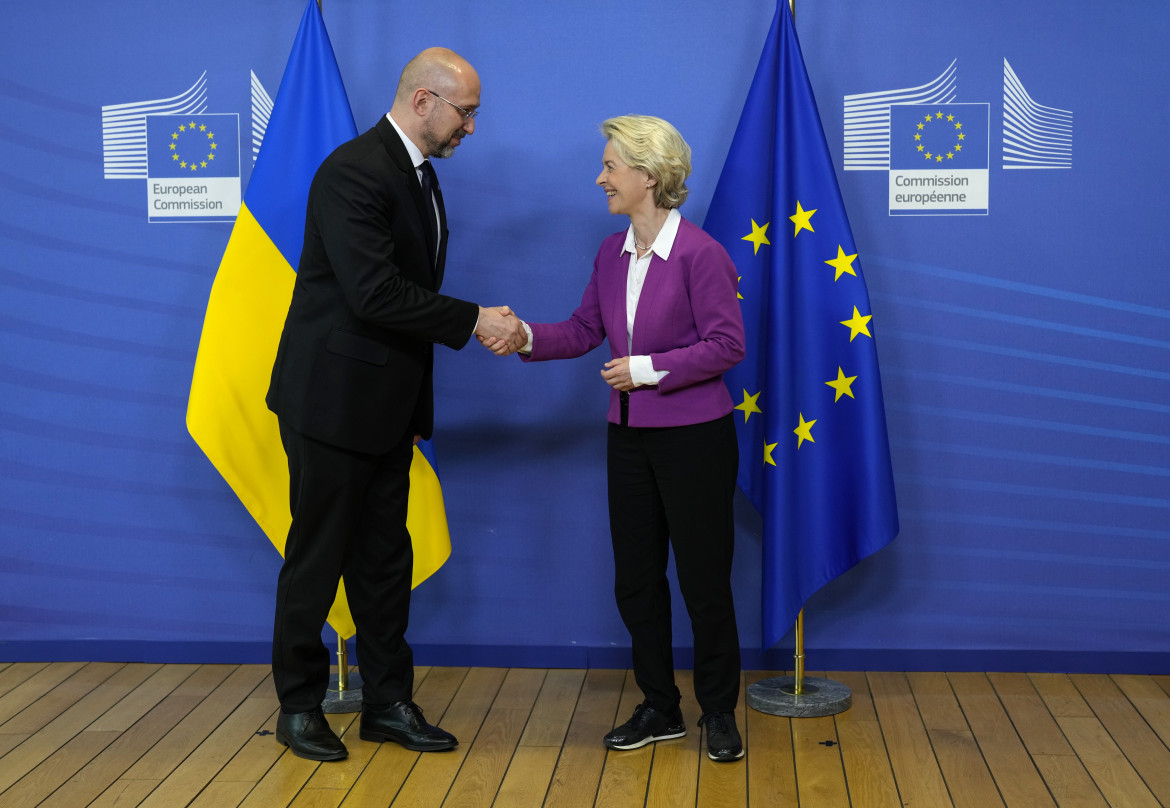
[707,748,745,762]
[604,729,686,751]
[275,731,348,761]
[359,728,457,752]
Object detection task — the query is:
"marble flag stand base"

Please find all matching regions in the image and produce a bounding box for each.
[323,669,363,713]
[747,610,853,717]
[747,675,852,717]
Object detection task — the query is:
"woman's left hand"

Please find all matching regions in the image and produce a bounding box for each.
[601,357,634,391]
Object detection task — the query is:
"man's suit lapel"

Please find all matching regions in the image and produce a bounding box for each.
[375,117,443,288]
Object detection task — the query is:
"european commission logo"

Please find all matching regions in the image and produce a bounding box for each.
[843,59,1073,216]
[889,103,988,215]
[101,71,276,224]
[145,114,240,223]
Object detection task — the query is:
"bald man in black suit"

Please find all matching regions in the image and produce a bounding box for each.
[266,47,524,761]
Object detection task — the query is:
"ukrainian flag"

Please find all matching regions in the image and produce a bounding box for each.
[186,0,451,638]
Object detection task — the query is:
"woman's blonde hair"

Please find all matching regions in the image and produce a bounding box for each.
[600,115,691,209]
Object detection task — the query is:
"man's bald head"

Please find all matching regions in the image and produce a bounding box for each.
[389,47,481,158]
[394,47,478,105]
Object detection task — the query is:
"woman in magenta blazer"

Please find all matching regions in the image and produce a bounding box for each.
[516,116,747,762]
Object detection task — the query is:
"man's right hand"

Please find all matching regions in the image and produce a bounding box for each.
[475,306,527,355]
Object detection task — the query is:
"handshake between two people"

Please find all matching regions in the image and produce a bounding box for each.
[473,305,636,392]
[475,306,527,356]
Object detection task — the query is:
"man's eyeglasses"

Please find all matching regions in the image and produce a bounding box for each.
[427,89,478,121]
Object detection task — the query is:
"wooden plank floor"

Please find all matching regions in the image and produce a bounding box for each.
[1,662,1168,807]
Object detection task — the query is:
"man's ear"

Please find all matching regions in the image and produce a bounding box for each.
[410,87,431,117]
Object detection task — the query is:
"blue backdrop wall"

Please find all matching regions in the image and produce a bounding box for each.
[2,0,1167,673]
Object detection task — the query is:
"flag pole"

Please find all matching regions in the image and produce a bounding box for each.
[322,631,363,713]
[336,632,349,689]
[792,610,805,694]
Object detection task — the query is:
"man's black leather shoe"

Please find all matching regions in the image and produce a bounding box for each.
[360,700,458,751]
[603,701,686,750]
[275,708,348,761]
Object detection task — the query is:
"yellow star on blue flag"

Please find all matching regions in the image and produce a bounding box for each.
[742,219,771,255]
[702,3,898,648]
[825,245,858,281]
[790,201,816,236]
[735,388,763,423]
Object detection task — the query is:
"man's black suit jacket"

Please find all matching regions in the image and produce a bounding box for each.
[267,117,480,454]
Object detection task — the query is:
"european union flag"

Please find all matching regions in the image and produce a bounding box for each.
[703,3,899,648]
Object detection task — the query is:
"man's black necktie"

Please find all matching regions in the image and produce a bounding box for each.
[419,159,439,267]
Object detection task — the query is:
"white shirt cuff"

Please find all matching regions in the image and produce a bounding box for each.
[629,354,667,386]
